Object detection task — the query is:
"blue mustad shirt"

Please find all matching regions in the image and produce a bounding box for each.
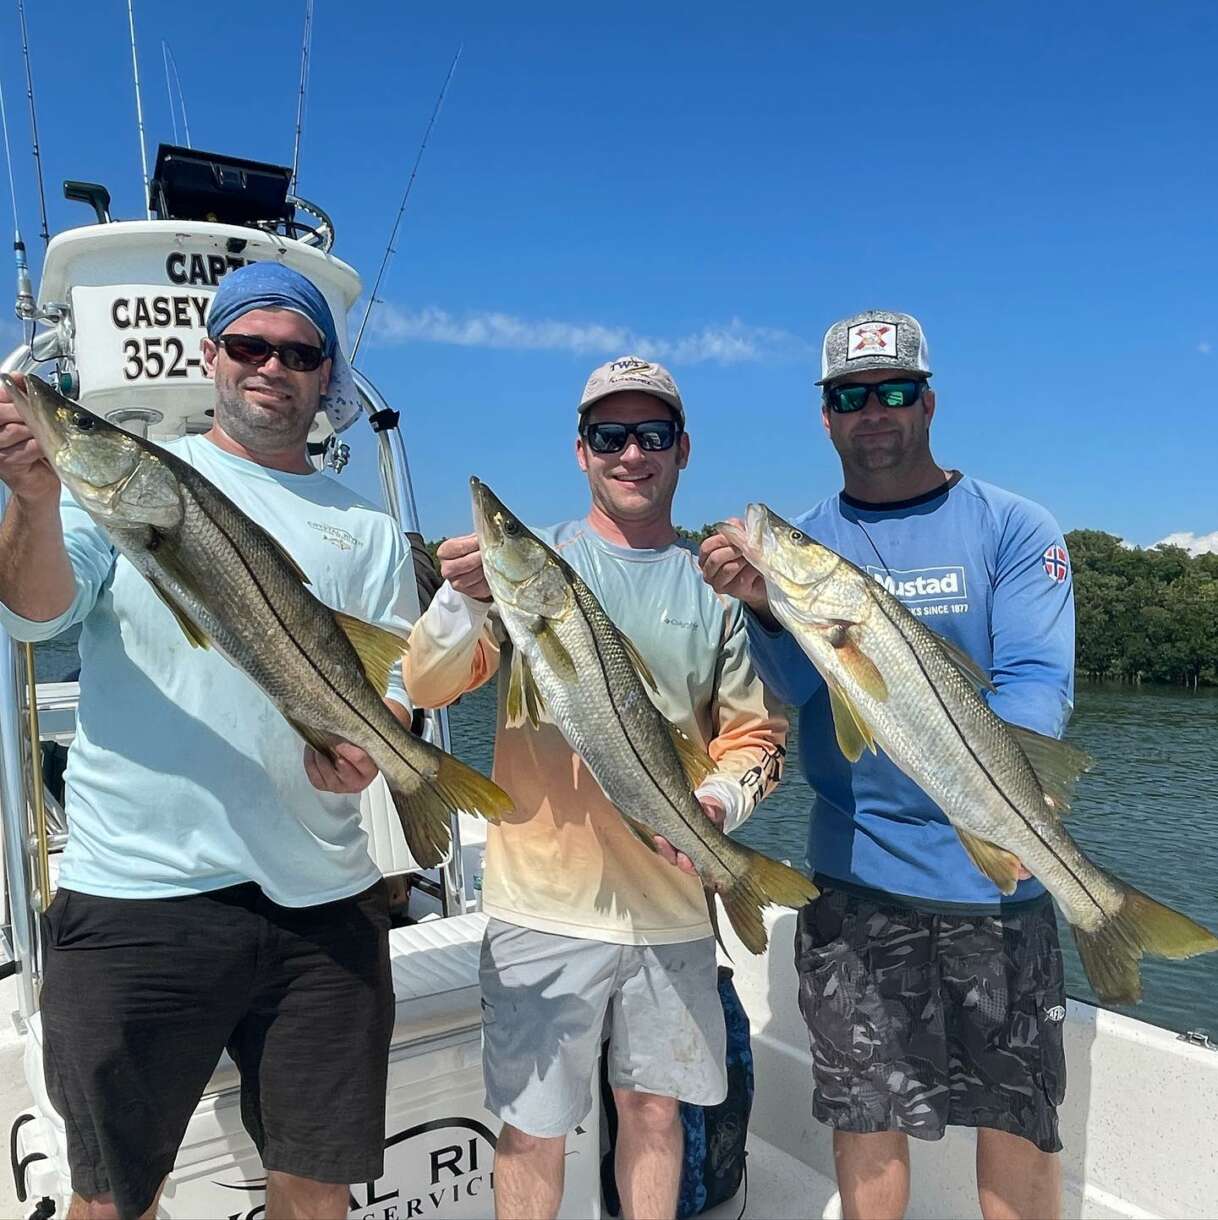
[745,472,1075,909]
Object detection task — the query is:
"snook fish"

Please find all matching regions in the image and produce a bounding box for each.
[471,477,816,954]
[719,503,1218,1002]
[7,374,511,865]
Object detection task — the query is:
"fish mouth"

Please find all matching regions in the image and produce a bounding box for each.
[469,476,513,548]
[2,373,72,458]
[713,505,765,563]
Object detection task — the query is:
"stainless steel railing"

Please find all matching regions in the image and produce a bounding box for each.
[353,369,466,917]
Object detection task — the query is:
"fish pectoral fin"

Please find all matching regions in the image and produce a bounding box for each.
[666,722,716,789]
[955,828,1022,895]
[506,645,549,729]
[334,612,408,698]
[621,633,661,697]
[148,581,212,650]
[287,717,339,762]
[622,815,662,854]
[827,679,876,763]
[1005,723,1095,816]
[821,626,889,701]
[929,630,996,692]
[528,619,577,679]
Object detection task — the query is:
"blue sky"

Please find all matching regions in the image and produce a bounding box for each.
[3,2,1216,547]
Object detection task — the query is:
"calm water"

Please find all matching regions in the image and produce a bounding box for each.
[36,630,1218,1036]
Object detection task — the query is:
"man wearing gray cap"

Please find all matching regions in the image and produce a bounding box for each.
[406,355,786,1220]
[702,311,1075,1219]
[0,262,439,1220]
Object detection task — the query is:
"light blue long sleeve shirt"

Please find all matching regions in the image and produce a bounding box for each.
[0,436,413,907]
[745,473,1075,910]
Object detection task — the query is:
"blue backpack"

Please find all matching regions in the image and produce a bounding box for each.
[601,966,753,1218]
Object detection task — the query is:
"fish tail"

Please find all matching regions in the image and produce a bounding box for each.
[1072,878,1218,1005]
[720,849,819,955]
[387,752,514,870]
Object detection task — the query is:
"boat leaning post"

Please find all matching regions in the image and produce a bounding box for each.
[353,368,466,917]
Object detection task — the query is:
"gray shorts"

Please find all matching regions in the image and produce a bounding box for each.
[479,919,727,1138]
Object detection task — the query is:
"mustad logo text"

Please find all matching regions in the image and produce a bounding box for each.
[866,564,968,605]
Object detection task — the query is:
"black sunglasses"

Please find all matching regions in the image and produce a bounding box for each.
[824,378,926,414]
[216,333,327,373]
[581,419,681,454]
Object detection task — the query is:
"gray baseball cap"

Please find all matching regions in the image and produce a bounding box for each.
[578,355,685,426]
[817,310,932,386]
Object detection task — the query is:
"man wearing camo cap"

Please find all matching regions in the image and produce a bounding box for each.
[702,310,1076,1219]
[406,355,786,1220]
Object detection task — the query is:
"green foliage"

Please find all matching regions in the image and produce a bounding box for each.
[675,523,718,546]
[1069,530,1217,687]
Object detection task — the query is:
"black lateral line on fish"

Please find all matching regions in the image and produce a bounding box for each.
[569,572,735,872]
[192,494,429,785]
[867,587,1107,918]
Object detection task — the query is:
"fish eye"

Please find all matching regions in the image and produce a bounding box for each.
[504,520,519,536]
[789,529,804,543]
[72,413,94,431]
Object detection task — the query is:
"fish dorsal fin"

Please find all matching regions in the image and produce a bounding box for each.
[148,580,211,650]
[955,827,1022,895]
[267,534,311,585]
[1005,723,1094,816]
[506,643,550,729]
[334,612,407,698]
[529,618,577,679]
[621,632,660,696]
[827,679,877,763]
[821,623,889,701]
[930,630,996,692]
[666,722,716,789]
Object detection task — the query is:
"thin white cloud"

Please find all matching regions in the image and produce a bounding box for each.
[369,304,811,365]
[1198,341,1212,355]
[1155,530,1218,556]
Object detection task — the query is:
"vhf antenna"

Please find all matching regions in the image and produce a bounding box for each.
[289,0,315,194]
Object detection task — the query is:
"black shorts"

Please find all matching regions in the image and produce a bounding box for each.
[40,880,393,1218]
[795,881,1066,1154]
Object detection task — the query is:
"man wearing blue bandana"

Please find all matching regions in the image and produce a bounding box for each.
[0,262,429,1219]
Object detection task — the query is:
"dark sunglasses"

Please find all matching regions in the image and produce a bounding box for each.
[824,378,926,414]
[216,333,326,373]
[581,418,680,454]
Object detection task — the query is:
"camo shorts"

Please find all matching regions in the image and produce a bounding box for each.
[795,882,1067,1153]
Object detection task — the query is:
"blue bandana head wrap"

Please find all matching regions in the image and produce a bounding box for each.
[205,261,362,432]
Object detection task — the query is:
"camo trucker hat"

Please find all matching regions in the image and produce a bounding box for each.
[817,309,933,386]
[578,355,685,426]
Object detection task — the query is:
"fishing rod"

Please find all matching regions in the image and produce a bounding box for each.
[163,41,192,148]
[351,43,462,362]
[15,0,48,247]
[289,0,315,194]
[126,0,151,219]
[0,71,32,346]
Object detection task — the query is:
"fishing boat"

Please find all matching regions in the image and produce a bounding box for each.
[0,80,1214,1220]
